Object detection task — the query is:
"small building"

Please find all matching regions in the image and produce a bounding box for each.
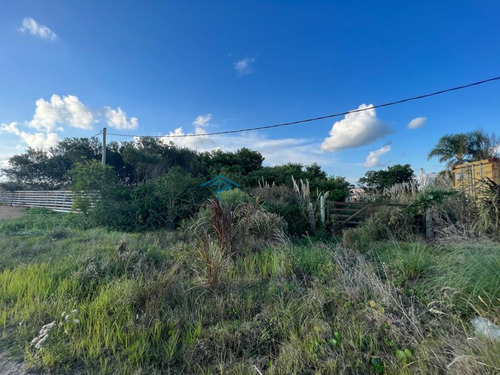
[452,158,500,196]
[417,168,438,190]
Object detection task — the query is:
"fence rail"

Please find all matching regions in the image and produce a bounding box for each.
[328,201,408,227]
[0,191,76,213]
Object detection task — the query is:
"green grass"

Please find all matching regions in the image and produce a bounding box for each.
[1,209,500,374]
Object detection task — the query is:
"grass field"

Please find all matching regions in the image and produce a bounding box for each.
[1,208,499,374]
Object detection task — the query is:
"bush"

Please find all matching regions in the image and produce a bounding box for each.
[131,167,210,230]
[219,188,251,210]
[251,185,310,236]
[70,163,211,231]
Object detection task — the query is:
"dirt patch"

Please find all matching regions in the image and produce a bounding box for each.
[0,353,27,375]
[0,206,24,221]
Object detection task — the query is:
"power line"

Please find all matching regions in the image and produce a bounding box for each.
[106,75,500,139]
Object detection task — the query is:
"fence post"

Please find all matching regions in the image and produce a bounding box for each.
[425,207,433,240]
[320,195,326,226]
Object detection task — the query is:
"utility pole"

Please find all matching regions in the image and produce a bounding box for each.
[101,127,107,166]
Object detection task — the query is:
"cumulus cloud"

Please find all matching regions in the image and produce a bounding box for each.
[234,58,255,76]
[1,95,139,156]
[363,144,391,168]
[321,104,391,152]
[28,95,94,132]
[19,18,57,41]
[408,117,426,129]
[1,122,59,149]
[162,114,214,149]
[104,107,138,130]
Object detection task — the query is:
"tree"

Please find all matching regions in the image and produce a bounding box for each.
[2,137,101,189]
[428,130,499,168]
[359,164,414,191]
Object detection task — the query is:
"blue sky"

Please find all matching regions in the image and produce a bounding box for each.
[1,0,500,183]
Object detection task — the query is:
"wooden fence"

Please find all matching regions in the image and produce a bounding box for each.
[0,191,76,213]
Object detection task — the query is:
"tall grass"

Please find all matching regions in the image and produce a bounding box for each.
[1,209,500,374]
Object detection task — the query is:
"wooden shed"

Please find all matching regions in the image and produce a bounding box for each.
[452,158,500,196]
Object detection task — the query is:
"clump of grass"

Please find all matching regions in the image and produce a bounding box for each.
[343,206,417,251]
[195,237,229,291]
[427,241,500,318]
[189,199,289,255]
[376,241,435,287]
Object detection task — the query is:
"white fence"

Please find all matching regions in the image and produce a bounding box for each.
[0,191,76,213]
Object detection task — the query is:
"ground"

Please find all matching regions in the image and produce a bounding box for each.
[0,353,26,375]
[0,206,23,221]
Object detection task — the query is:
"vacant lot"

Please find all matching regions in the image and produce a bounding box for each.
[0,208,499,374]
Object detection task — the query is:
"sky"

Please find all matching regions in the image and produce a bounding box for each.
[1,0,500,183]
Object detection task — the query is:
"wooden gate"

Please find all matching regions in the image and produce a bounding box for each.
[328,202,408,228]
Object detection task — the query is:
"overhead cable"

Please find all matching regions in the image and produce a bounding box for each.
[106,75,500,139]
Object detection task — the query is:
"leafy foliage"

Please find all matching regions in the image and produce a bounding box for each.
[428,129,499,168]
[408,187,457,214]
[359,164,414,191]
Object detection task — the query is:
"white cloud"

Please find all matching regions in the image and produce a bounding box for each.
[193,114,212,127]
[363,144,391,168]
[234,58,255,76]
[161,113,215,149]
[104,107,138,130]
[321,104,391,152]
[28,95,94,132]
[19,18,57,41]
[1,122,59,149]
[408,117,426,129]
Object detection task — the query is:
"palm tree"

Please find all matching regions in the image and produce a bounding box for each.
[428,130,499,168]
[427,133,469,168]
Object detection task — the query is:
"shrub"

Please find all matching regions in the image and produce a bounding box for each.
[474,178,500,239]
[219,188,251,210]
[188,200,289,254]
[70,163,211,231]
[252,185,310,236]
[131,167,210,230]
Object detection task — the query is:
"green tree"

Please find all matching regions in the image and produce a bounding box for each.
[427,133,470,167]
[2,137,101,189]
[428,130,499,168]
[359,164,414,191]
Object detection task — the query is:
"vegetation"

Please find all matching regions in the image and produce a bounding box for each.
[358,164,414,192]
[1,137,349,198]
[427,129,498,168]
[1,207,499,374]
